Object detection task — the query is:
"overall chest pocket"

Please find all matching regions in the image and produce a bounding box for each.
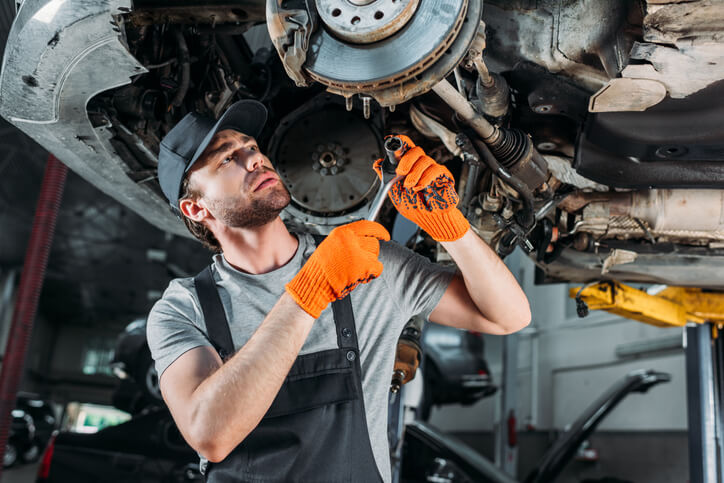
[264,348,359,419]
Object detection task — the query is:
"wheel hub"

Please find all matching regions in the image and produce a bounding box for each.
[316,0,420,44]
[314,144,345,174]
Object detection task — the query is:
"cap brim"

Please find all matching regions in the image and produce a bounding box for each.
[185,100,268,174]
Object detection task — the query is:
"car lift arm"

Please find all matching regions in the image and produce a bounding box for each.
[569,281,724,328]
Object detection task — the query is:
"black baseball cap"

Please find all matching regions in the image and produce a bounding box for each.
[158,99,268,212]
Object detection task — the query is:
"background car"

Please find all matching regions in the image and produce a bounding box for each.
[110,320,163,415]
[3,395,57,469]
[4,408,35,468]
[35,406,201,483]
[17,394,58,457]
[419,323,497,421]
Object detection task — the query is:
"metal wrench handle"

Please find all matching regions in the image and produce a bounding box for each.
[367,137,409,221]
[367,174,404,222]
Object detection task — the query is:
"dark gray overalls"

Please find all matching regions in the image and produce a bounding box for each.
[193,235,383,482]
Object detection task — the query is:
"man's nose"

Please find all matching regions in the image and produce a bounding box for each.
[244,151,263,172]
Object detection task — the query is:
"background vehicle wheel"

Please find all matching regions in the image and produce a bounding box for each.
[136,351,163,404]
[3,441,17,468]
[21,441,39,463]
[418,359,439,422]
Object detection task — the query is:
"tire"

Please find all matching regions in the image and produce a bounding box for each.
[21,442,39,464]
[3,441,17,468]
[417,359,438,422]
[136,351,163,403]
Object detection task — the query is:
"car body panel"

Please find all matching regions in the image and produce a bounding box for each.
[0,0,186,236]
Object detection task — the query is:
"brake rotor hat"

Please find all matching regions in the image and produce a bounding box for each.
[158,99,268,211]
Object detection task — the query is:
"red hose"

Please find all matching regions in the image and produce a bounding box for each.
[0,154,67,480]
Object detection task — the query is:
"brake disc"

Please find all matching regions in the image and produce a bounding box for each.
[269,100,382,216]
[307,0,467,87]
[267,0,483,108]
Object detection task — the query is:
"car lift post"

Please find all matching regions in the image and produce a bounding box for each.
[0,155,67,482]
[685,323,722,482]
[572,281,724,483]
[495,332,519,477]
[714,327,724,481]
[495,251,522,477]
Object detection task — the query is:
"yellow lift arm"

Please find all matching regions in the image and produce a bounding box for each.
[569,282,724,328]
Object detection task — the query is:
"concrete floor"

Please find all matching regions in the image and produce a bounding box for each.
[0,431,688,482]
[3,461,40,483]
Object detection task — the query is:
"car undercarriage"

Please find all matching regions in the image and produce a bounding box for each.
[1,0,723,287]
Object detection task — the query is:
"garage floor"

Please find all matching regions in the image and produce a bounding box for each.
[4,462,39,482]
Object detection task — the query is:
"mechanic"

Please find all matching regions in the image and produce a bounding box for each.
[147,99,531,482]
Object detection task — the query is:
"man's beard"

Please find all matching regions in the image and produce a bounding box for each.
[209,182,291,229]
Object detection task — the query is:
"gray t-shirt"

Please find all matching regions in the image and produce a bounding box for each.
[147,232,456,482]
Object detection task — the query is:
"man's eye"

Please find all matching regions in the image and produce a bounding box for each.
[222,156,232,164]
[250,145,258,151]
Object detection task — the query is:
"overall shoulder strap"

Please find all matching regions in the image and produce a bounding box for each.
[311,233,325,246]
[308,232,359,349]
[194,265,234,361]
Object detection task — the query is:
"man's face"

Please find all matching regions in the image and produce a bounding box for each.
[187,129,290,228]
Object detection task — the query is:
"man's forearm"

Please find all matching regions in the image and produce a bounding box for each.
[190,292,314,461]
[441,228,531,333]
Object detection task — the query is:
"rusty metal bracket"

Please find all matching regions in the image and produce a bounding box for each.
[266,0,317,87]
[570,281,724,328]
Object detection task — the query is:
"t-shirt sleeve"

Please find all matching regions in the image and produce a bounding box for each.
[146,279,214,379]
[379,240,457,324]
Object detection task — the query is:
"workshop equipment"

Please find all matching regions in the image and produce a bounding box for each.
[570,280,724,483]
[570,281,724,328]
[367,136,408,222]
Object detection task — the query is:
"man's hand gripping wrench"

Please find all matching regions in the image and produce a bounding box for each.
[367,136,409,221]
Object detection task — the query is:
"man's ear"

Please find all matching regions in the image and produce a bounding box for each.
[179,197,209,223]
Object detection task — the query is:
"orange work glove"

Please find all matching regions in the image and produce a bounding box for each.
[285,220,390,318]
[373,135,469,242]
